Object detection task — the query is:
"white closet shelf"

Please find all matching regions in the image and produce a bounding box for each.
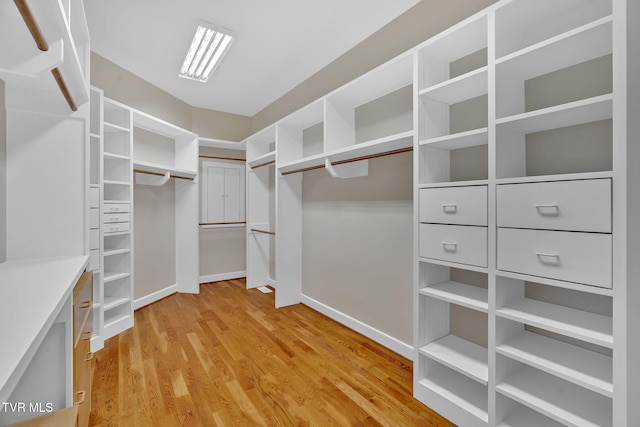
[496,298,613,348]
[418,257,489,274]
[90,133,100,139]
[103,312,132,336]
[419,67,488,104]
[133,160,196,181]
[498,405,566,427]
[496,365,612,427]
[0,0,89,111]
[496,270,613,297]
[420,128,488,150]
[327,130,414,165]
[103,296,130,311]
[495,170,613,186]
[278,152,327,175]
[496,16,612,80]
[420,281,488,312]
[104,179,130,186]
[103,248,130,257]
[419,334,488,385]
[418,179,490,189]
[103,272,130,283]
[199,137,246,151]
[103,152,130,161]
[248,151,276,169]
[496,94,613,134]
[103,122,130,133]
[418,368,488,423]
[497,330,613,397]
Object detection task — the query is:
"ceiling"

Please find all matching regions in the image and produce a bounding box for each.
[84,0,420,117]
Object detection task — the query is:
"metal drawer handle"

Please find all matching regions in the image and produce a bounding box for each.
[536,251,559,257]
[535,204,560,215]
[74,390,85,406]
[442,242,457,252]
[442,204,457,213]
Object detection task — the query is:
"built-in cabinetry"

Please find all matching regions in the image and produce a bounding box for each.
[201,160,245,225]
[413,0,637,425]
[89,91,200,350]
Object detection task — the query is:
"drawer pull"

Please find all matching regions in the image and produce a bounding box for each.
[74,390,86,406]
[535,204,560,215]
[536,251,560,265]
[85,352,93,362]
[442,204,458,213]
[79,301,91,309]
[442,242,457,252]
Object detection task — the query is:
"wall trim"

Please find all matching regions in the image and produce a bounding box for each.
[134,284,178,310]
[199,271,246,284]
[300,294,413,360]
[266,277,276,287]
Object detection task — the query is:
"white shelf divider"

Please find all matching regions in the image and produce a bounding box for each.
[497,330,613,397]
[420,334,488,385]
[497,364,612,427]
[420,127,488,150]
[419,66,488,104]
[420,281,488,312]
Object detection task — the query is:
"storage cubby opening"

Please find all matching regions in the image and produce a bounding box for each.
[104,233,130,252]
[301,122,324,158]
[103,131,130,157]
[353,85,413,144]
[420,93,488,141]
[133,127,175,169]
[495,0,612,59]
[497,394,566,427]
[496,355,613,427]
[103,157,130,182]
[104,301,131,325]
[420,144,488,184]
[103,252,131,276]
[103,183,130,202]
[104,278,129,300]
[103,103,130,128]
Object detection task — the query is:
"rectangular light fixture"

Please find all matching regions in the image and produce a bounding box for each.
[179,21,235,82]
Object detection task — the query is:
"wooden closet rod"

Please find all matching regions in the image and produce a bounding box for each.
[281,164,325,176]
[134,169,195,181]
[199,155,245,162]
[14,0,48,50]
[15,0,78,112]
[199,222,246,226]
[251,160,275,169]
[331,146,413,166]
[250,228,275,236]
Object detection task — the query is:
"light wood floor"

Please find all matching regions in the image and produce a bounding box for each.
[89,279,453,426]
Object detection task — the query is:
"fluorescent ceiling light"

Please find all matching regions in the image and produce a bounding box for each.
[179,22,234,82]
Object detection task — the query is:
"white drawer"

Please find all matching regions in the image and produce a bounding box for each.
[420,185,487,226]
[103,222,130,234]
[89,187,100,208]
[497,228,612,288]
[419,224,487,268]
[103,213,130,224]
[89,208,99,229]
[89,249,100,271]
[89,229,100,250]
[497,179,611,233]
[103,203,130,214]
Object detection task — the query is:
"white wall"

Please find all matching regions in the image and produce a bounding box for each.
[0,80,5,263]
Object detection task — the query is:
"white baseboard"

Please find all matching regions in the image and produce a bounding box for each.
[300,294,413,360]
[134,284,178,310]
[266,277,276,287]
[199,271,246,284]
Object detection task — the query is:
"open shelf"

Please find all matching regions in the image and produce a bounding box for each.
[326,130,413,165]
[103,272,130,283]
[278,152,326,175]
[497,330,612,397]
[247,151,276,169]
[420,128,488,150]
[103,248,130,257]
[497,364,612,427]
[419,66,488,104]
[420,334,488,385]
[496,298,613,348]
[418,365,488,423]
[498,399,567,427]
[420,281,488,313]
[103,122,130,133]
[103,296,130,311]
[133,159,196,181]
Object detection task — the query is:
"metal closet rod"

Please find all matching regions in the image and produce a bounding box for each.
[199,155,245,162]
[14,0,77,112]
[281,146,413,176]
[133,169,194,181]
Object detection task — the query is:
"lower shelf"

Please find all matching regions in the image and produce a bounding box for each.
[497,402,565,427]
[103,296,130,311]
[418,364,488,423]
[496,364,612,427]
[419,334,488,385]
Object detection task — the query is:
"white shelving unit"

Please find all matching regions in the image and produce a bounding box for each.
[413,0,639,425]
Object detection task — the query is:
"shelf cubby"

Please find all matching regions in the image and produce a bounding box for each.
[497,394,570,427]
[419,334,488,385]
[496,360,612,427]
[419,280,488,313]
[103,182,131,202]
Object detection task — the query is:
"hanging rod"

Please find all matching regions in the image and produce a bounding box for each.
[281,164,325,176]
[251,160,275,169]
[14,0,78,112]
[331,146,413,166]
[199,222,246,226]
[199,155,245,162]
[14,0,47,50]
[134,169,195,181]
[250,228,275,236]
[200,222,246,230]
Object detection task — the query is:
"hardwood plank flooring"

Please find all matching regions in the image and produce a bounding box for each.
[90,279,454,426]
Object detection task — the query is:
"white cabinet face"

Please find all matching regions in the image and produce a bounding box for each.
[201,160,245,224]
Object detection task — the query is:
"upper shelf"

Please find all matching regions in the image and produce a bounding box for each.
[248,151,276,169]
[0,0,89,112]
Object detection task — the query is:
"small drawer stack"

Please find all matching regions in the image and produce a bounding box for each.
[419,185,488,268]
[73,272,93,427]
[88,188,100,271]
[497,178,612,288]
[103,203,130,234]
